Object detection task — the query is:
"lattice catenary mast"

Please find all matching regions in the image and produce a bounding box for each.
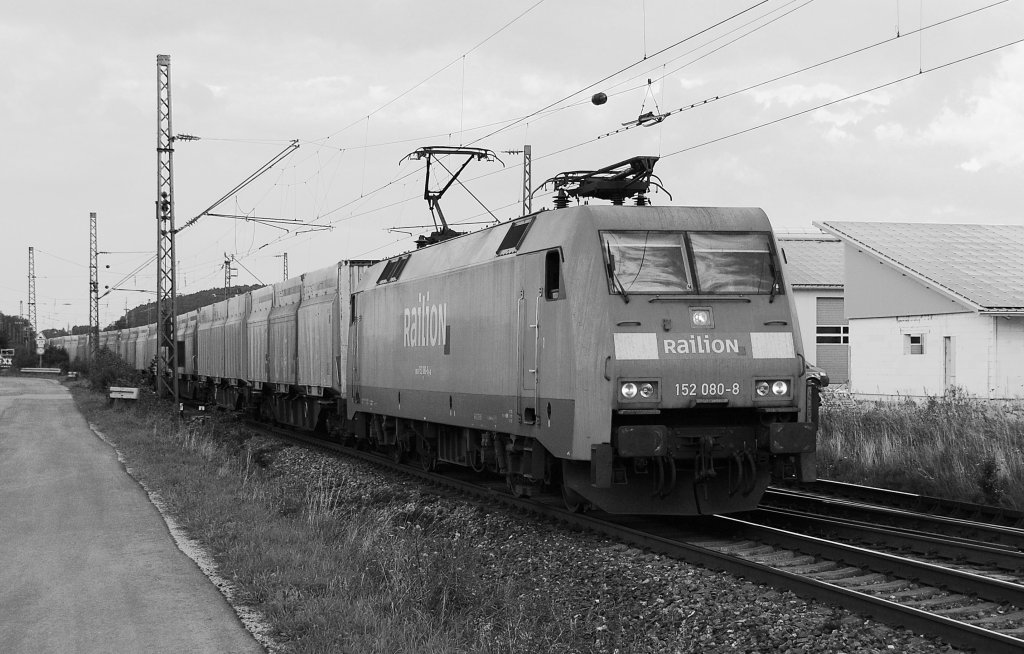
[155,54,179,402]
[89,212,99,355]
[275,252,288,281]
[522,145,532,216]
[27,247,36,337]
[223,253,236,288]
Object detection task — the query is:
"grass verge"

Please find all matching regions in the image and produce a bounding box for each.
[818,388,1024,509]
[71,385,609,654]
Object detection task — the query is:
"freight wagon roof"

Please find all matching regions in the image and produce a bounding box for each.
[817,221,1024,314]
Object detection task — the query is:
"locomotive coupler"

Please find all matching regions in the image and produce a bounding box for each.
[651,456,677,498]
[728,448,758,497]
[693,435,718,501]
[694,435,716,482]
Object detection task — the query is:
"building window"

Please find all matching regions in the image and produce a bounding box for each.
[816,325,849,345]
[904,333,925,355]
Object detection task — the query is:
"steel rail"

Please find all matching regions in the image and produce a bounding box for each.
[779,479,1024,528]
[764,487,1024,549]
[706,515,1024,605]
[748,506,1024,572]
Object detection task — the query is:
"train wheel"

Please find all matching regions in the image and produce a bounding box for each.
[419,444,436,472]
[506,473,530,498]
[561,481,587,513]
[469,450,486,473]
[507,472,540,499]
[389,441,405,464]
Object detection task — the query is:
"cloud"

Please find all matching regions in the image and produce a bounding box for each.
[750,82,847,108]
[874,122,906,141]
[922,44,1024,171]
[748,83,891,140]
[823,125,853,143]
[959,158,982,173]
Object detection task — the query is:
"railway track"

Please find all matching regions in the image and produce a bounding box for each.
[776,479,1024,529]
[255,423,1024,653]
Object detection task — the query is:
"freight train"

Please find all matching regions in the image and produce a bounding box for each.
[51,155,826,515]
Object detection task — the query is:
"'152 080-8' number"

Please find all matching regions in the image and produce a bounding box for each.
[675,382,741,396]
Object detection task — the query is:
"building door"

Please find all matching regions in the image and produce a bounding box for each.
[815,297,849,385]
[944,336,956,389]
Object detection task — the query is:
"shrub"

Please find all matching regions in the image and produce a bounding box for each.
[85,346,145,391]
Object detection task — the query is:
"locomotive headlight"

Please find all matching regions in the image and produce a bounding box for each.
[755,381,770,397]
[690,309,711,327]
[621,382,638,399]
[772,381,789,396]
[639,382,656,398]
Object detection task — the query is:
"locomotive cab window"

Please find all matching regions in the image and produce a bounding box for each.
[689,232,779,295]
[601,231,692,294]
[544,249,563,300]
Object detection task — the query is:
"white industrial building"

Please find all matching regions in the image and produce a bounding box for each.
[816,221,1024,400]
[777,232,848,385]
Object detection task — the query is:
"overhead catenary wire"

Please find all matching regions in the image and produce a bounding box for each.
[468,1,770,146]
[660,35,1024,160]
[597,0,1008,139]
[176,140,300,234]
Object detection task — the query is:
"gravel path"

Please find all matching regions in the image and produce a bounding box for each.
[258,439,965,654]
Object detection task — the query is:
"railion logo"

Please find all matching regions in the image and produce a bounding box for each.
[664,335,742,355]
[403,292,448,348]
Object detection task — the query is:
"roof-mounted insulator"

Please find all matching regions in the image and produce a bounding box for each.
[553,188,569,209]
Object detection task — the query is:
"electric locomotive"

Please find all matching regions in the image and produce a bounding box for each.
[346,155,824,515]
[61,154,823,516]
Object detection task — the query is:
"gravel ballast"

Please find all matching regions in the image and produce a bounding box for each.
[254,440,966,654]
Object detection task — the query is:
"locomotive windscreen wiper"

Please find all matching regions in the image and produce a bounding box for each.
[768,258,779,304]
[605,243,630,303]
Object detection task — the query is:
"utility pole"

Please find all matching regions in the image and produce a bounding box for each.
[156,54,179,403]
[89,212,99,356]
[275,253,288,281]
[27,247,36,338]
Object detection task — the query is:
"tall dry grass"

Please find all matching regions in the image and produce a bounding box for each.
[817,387,1024,509]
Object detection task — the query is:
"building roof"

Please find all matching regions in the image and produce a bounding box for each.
[777,233,844,289]
[816,221,1024,314]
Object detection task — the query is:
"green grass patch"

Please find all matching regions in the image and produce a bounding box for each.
[71,385,613,654]
[818,388,1024,509]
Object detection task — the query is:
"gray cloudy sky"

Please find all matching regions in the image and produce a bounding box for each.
[3,0,1022,331]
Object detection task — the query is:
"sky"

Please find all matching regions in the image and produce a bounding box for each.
[2,0,1022,332]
